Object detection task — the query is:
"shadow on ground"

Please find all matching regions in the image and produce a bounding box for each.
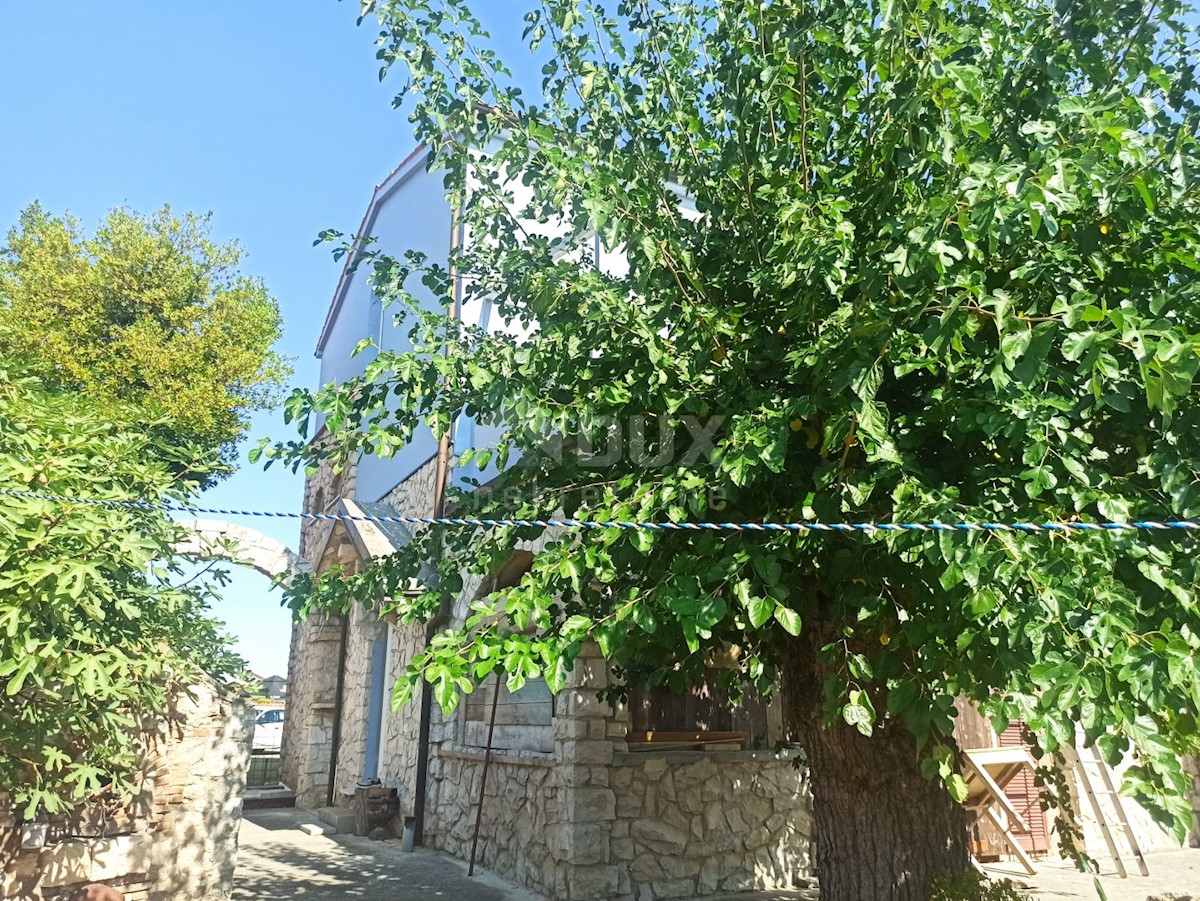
[232,808,529,901]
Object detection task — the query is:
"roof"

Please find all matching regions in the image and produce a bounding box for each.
[314,144,430,358]
[324,497,439,591]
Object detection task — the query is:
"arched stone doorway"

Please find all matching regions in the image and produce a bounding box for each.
[174,519,312,583]
[174,518,308,780]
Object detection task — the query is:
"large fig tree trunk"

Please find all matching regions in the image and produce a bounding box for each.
[782,632,972,901]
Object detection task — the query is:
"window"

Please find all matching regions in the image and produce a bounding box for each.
[462,677,554,753]
[458,550,554,753]
[626,672,769,751]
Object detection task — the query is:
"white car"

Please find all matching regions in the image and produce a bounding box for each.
[253,707,285,752]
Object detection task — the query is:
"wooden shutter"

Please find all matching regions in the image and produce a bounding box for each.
[998,722,1050,853]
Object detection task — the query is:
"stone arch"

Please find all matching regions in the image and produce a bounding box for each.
[174,519,312,584]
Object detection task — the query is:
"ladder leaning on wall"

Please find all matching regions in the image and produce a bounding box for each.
[1073,740,1150,878]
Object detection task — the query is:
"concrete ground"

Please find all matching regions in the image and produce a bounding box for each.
[234,808,1197,900]
[984,848,1200,899]
[232,808,545,901]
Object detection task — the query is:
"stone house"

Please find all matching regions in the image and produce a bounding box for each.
[279,147,816,900]
[280,148,1200,899]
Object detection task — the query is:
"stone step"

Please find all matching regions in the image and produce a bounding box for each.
[312,806,355,834]
[243,787,296,810]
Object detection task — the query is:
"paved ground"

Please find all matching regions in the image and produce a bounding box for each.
[232,808,545,901]
[234,808,1198,900]
[984,848,1200,899]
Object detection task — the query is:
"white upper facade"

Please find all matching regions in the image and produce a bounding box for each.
[316,147,452,502]
[314,146,629,504]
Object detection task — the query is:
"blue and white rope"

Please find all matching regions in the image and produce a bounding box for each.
[2,489,1198,536]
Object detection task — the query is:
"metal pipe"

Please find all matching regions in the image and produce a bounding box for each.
[411,208,465,846]
[468,675,502,876]
[326,612,350,808]
[411,628,435,846]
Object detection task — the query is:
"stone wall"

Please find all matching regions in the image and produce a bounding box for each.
[373,454,441,812]
[1,680,253,901]
[376,620,427,815]
[279,613,344,811]
[328,603,384,802]
[319,455,439,807]
[283,436,361,810]
[609,752,811,898]
[379,454,439,520]
[426,752,562,891]
[287,451,817,899]
[299,435,357,562]
[286,452,439,812]
[419,642,814,901]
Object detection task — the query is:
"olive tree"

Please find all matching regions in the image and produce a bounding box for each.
[268,0,1200,896]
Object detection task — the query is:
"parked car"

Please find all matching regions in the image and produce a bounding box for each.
[253,706,285,752]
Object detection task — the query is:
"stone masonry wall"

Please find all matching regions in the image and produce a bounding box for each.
[279,613,344,811]
[299,436,357,562]
[371,455,441,813]
[1,680,253,901]
[289,448,817,898]
[609,752,812,899]
[379,454,438,521]
[420,640,815,901]
[376,619,427,815]
[286,453,440,814]
[427,753,561,891]
[284,441,359,810]
[329,602,386,802]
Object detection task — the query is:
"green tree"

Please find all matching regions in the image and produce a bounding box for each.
[0,364,245,818]
[0,204,289,480]
[268,1,1200,896]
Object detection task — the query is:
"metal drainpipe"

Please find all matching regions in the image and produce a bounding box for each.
[327,612,350,808]
[411,209,464,846]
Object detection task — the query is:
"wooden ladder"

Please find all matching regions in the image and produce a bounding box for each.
[1073,741,1150,877]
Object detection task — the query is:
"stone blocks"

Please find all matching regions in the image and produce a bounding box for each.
[608,751,812,899]
[2,680,252,901]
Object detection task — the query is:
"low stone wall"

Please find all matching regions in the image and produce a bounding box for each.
[1,681,253,901]
[426,750,561,892]
[416,641,814,901]
[609,751,812,899]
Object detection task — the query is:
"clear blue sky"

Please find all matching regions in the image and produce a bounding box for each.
[0,1,533,676]
[0,2,423,675]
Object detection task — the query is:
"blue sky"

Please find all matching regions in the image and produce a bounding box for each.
[1,1,532,676]
[0,2,422,674]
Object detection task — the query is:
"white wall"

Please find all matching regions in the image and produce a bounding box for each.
[316,150,454,503]
[314,149,673,505]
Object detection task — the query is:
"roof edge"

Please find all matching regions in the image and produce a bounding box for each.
[314,144,431,359]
